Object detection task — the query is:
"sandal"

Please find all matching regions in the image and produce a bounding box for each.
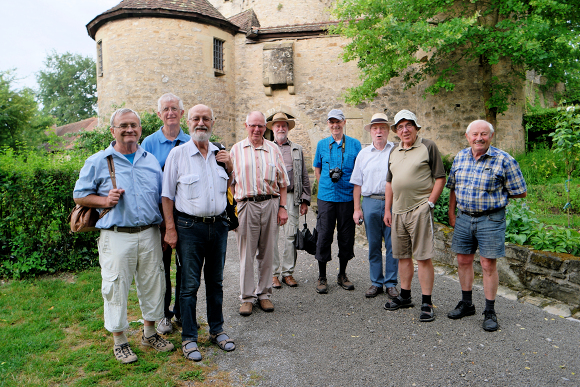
[182,340,202,361]
[419,303,436,322]
[384,295,414,311]
[210,332,236,352]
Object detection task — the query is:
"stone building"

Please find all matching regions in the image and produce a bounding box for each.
[86,0,553,161]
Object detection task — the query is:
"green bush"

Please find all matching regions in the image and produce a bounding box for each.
[0,147,98,279]
[523,107,559,149]
[433,187,450,226]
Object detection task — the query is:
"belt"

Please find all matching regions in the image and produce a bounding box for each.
[238,194,278,202]
[460,207,504,218]
[175,210,226,223]
[368,195,385,200]
[105,224,155,233]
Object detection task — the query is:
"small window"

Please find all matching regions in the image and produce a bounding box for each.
[213,38,225,76]
[97,40,103,77]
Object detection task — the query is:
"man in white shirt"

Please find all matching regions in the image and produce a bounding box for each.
[351,113,399,298]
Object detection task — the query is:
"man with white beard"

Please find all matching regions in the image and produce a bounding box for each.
[162,104,236,361]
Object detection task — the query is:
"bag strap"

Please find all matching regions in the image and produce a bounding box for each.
[99,155,117,219]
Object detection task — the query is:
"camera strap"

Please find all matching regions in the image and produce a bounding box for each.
[328,136,345,173]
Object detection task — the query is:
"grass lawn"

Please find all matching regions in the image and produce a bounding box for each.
[0,268,232,387]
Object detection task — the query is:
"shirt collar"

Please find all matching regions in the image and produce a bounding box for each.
[158,126,188,143]
[243,137,270,151]
[105,142,146,159]
[370,140,394,152]
[188,140,219,156]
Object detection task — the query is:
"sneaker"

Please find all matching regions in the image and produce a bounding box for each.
[337,274,355,290]
[156,317,173,335]
[316,277,328,294]
[447,300,476,319]
[113,343,138,364]
[482,310,499,332]
[141,333,175,352]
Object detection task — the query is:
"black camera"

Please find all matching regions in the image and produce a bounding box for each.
[329,167,343,183]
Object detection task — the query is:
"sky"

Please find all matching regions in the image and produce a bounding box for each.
[0,0,120,90]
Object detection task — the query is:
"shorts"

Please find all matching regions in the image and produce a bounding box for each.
[451,208,506,259]
[392,201,434,261]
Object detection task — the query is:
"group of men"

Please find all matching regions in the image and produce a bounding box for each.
[73,92,526,365]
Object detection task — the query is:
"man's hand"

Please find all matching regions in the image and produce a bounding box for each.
[215,150,233,173]
[448,211,456,228]
[278,207,288,225]
[164,227,178,249]
[300,203,308,216]
[383,210,392,227]
[353,209,364,226]
[105,188,125,207]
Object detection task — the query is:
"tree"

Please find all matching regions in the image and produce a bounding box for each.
[331,0,580,127]
[0,70,52,149]
[37,51,97,125]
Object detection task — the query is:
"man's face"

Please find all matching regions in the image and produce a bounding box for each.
[110,112,142,147]
[370,123,389,146]
[327,118,345,137]
[157,98,184,127]
[466,121,494,154]
[187,105,214,142]
[245,113,267,143]
[395,119,418,145]
[272,121,289,143]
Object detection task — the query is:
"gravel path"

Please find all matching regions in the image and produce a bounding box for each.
[194,211,580,387]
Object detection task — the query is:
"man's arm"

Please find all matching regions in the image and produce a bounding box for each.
[384,182,393,227]
[74,189,125,208]
[162,197,178,249]
[509,192,527,199]
[353,185,363,226]
[428,177,446,204]
[448,189,457,228]
[278,186,288,225]
[314,167,321,186]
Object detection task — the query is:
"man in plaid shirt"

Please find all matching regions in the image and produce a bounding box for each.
[446,120,527,332]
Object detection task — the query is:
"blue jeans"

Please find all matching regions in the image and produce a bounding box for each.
[362,198,398,287]
[451,208,506,259]
[175,215,228,342]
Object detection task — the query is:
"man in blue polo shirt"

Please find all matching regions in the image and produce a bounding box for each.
[141,93,191,334]
[313,109,361,294]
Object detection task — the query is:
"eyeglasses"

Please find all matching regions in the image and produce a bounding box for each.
[162,107,180,113]
[113,123,139,129]
[396,123,415,132]
[188,116,213,123]
[247,124,266,129]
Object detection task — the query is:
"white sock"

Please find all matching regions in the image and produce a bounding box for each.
[113,333,128,346]
[144,325,156,338]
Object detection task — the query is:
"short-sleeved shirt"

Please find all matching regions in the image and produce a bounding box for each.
[140,127,191,169]
[162,140,229,217]
[230,137,289,201]
[73,142,163,228]
[446,146,527,213]
[387,137,446,214]
[314,135,361,202]
[350,141,395,196]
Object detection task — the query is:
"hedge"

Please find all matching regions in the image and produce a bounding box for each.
[0,148,98,279]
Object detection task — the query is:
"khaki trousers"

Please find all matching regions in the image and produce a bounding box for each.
[273,190,299,277]
[236,198,279,302]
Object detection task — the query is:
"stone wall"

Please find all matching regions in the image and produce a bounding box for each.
[95,17,238,148]
[433,223,580,309]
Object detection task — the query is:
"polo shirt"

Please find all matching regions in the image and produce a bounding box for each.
[387,137,446,214]
[314,135,361,202]
[446,146,527,213]
[140,127,191,169]
[73,142,163,228]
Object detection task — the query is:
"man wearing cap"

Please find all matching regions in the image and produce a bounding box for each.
[141,92,191,335]
[383,110,446,322]
[446,120,527,332]
[269,112,311,288]
[313,109,362,294]
[230,111,290,316]
[350,113,399,298]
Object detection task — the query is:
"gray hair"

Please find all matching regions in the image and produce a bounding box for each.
[110,108,141,127]
[245,111,266,125]
[466,120,494,134]
[157,93,184,112]
[187,105,215,121]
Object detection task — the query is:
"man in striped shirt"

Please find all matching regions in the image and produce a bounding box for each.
[230,111,290,317]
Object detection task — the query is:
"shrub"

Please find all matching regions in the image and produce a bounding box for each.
[523,106,558,149]
[0,147,98,279]
[433,187,450,226]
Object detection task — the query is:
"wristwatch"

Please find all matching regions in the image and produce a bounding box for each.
[279,205,287,210]
[428,201,435,209]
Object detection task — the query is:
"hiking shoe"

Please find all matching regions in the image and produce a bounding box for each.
[156,317,173,335]
[337,274,355,290]
[384,295,414,311]
[113,343,138,364]
[316,277,328,294]
[482,310,499,332]
[447,300,476,319]
[141,333,175,352]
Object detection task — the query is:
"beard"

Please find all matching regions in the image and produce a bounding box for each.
[191,125,212,142]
